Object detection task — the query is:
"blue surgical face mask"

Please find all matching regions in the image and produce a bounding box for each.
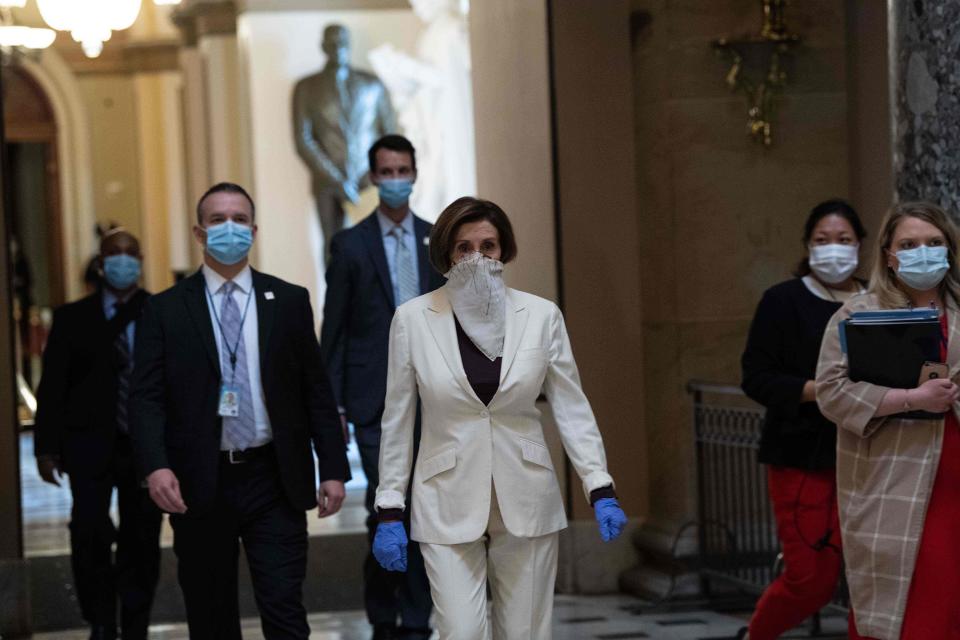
[895,245,950,291]
[102,254,141,290]
[377,178,414,209]
[205,221,254,265]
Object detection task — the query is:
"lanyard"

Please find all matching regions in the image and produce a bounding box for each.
[205,282,254,382]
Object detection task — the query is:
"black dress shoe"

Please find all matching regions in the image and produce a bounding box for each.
[89,625,118,640]
[398,626,433,640]
[372,623,399,640]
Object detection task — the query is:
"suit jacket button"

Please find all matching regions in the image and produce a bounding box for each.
[481,410,489,418]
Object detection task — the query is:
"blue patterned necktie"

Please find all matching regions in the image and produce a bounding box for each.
[392,226,419,306]
[220,281,256,450]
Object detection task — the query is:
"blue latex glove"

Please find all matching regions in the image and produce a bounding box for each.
[594,498,627,542]
[373,521,408,572]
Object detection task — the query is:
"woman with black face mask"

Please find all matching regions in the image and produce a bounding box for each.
[738,199,868,640]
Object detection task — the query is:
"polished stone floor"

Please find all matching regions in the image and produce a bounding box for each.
[30,594,851,639]
[19,431,849,639]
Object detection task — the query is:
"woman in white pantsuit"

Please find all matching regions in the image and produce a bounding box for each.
[372,197,628,639]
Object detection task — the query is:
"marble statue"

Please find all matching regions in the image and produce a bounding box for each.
[368,0,476,221]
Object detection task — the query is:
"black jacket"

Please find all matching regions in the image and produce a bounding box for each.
[129,269,348,515]
[320,213,444,426]
[742,278,844,470]
[34,289,149,477]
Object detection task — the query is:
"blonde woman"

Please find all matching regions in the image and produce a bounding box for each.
[816,201,960,640]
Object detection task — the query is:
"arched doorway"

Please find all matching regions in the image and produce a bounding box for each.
[2,64,63,392]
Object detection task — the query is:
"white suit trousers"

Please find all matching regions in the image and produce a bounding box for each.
[419,489,559,640]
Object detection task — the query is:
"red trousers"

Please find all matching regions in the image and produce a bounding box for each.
[848,410,960,640]
[747,466,842,640]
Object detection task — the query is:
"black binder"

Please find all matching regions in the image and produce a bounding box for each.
[841,309,944,419]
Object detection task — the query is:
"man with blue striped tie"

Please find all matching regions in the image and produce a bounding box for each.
[130,183,350,639]
[321,135,444,640]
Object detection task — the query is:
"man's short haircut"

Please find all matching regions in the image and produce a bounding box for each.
[429,197,518,273]
[196,182,256,224]
[368,134,417,173]
[323,23,347,42]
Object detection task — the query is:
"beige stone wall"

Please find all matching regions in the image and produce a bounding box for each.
[632,0,854,522]
[78,75,144,237]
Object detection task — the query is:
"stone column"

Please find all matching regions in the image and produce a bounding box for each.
[0,64,31,637]
[171,0,248,186]
[891,1,960,211]
[173,0,249,265]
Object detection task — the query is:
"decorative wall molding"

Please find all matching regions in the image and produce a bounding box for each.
[63,40,181,75]
[238,0,407,11]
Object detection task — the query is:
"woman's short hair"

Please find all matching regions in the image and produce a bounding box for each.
[430,197,518,273]
[794,198,867,277]
[869,201,960,308]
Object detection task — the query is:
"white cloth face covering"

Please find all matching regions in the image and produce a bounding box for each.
[443,251,506,361]
[808,243,859,284]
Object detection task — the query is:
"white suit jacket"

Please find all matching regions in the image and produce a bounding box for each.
[375,286,614,545]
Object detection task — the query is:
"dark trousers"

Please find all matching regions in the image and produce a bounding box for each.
[68,434,163,639]
[312,185,346,264]
[356,422,432,634]
[170,448,309,640]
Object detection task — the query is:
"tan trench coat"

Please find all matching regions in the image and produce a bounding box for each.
[816,293,958,640]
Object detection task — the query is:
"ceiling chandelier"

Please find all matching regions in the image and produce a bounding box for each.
[0,0,176,60]
[36,0,142,58]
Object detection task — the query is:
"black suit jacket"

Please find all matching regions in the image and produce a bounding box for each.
[34,289,149,477]
[320,212,445,426]
[129,269,349,515]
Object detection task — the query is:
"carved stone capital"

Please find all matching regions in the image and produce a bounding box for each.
[172,0,238,47]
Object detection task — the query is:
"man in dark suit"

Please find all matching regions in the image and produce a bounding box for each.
[34,229,161,640]
[321,135,443,640]
[129,182,349,640]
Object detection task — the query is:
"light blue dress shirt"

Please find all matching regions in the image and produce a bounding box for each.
[377,210,420,305]
[102,289,136,356]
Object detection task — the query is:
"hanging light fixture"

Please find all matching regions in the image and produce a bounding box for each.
[0,23,56,49]
[36,0,142,58]
[0,4,56,56]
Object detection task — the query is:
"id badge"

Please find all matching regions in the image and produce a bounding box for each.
[218,384,240,417]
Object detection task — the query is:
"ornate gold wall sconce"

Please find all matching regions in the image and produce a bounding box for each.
[713,0,800,147]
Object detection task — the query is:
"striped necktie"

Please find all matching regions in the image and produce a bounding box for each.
[220,281,256,450]
[392,226,419,306]
[113,305,131,434]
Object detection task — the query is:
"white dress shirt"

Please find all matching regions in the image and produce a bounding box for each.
[201,264,273,449]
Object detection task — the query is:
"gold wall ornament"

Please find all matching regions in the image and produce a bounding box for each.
[713,0,800,147]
